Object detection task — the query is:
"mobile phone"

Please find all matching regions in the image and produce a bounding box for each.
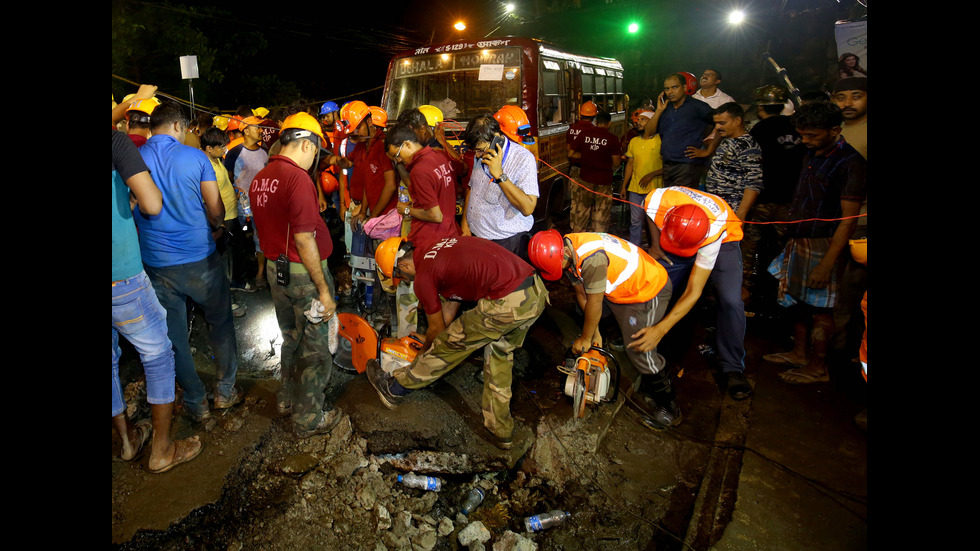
[490,134,507,152]
[276,254,290,286]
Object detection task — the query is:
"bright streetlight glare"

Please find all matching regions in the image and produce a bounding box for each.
[728,10,745,25]
[505,3,515,12]
[628,22,639,33]
[454,21,466,31]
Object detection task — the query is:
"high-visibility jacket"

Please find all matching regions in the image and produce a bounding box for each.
[644,186,743,245]
[566,233,668,304]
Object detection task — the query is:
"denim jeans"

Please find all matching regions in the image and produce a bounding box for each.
[659,241,746,374]
[112,271,176,416]
[144,251,239,416]
[627,191,648,246]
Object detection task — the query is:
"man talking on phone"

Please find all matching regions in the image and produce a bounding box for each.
[460,106,539,262]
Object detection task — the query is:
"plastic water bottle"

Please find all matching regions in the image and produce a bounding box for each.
[398,184,410,206]
[397,473,442,492]
[460,488,485,516]
[524,510,572,532]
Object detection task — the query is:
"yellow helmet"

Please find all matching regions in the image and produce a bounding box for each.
[849,238,867,266]
[418,105,444,127]
[252,106,270,118]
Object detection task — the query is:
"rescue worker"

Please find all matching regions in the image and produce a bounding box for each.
[527,230,681,429]
[642,186,754,400]
[367,235,549,450]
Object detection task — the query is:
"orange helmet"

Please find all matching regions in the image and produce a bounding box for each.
[849,238,867,266]
[660,204,710,257]
[337,100,371,136]
[227,115,245,132]
[493,105,535,145]
[375,236,406,286]
[369,106,388,128]
[320,171,339,194]
[631,108,643,124]
[527,229,565,281]
[579,101,598,117]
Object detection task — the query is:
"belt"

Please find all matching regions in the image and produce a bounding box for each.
[267,257,330,274]
[512,273,537,292]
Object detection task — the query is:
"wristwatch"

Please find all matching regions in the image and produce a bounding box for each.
[403,206,410,215]
[493,173,509,184]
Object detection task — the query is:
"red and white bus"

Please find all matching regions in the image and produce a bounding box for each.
[382,37,627,227]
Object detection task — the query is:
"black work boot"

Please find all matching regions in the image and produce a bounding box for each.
[640,370,683,430]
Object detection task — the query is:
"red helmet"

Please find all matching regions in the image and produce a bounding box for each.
[527,229,564,281]
[660,204,710,257]
[680,72,698,95]
[320,171,339,194]
[493,105,535,145]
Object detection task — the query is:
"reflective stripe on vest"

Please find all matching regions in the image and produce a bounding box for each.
[574,234,640,296]
[645,187,743,244]
[569,233,666,304]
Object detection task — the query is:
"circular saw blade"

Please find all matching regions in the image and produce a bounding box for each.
[572,370,587,418]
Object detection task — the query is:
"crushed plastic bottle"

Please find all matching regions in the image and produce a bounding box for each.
[304,299,326,324]
[397,473,442,492]
[327,313,339,354]
[524,510,571,532]
[460,488,485,516]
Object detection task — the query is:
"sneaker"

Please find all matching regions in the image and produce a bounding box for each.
[295,408,344,438]
[366,359,404,409]
[641,401,683,430]
[232,303,247,318]
[725,372,754,401]
[231,282,257,293]
[214,385,244,410]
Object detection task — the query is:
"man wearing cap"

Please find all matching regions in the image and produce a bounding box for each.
[569,112,622,233]
[368,235,549,450]
[133,103,243,425]
[250,112,344,437]
[460,108,539,261]
[744,85,806,306]
[224,115,271,290]
[622,110,664,247]
[640,186,754,401]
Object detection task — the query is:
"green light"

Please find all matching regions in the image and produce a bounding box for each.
[628,22,639,33]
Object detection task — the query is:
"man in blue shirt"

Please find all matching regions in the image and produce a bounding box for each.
[134,103,242,425]
[643,73,721,189]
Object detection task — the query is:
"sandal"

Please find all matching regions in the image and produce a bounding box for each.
[778,369,830,384]
[762,351,806,368]
[149,436,203,474]
[120,419,152,461]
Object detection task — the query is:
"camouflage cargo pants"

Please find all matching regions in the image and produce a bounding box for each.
[395,281,419,338]
[570,176,613,233]
[393,275,549,440]
[267,258,337,432]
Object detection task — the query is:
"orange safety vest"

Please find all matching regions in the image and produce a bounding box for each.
[644,187,743,244]
[566,233,668,304]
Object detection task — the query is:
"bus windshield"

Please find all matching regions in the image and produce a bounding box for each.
[385,47,523,124]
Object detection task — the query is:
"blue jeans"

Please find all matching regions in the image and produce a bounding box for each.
[144,251,239,416]
[627,191,648,246]
[112,271,176,416]
[659,241,746,374]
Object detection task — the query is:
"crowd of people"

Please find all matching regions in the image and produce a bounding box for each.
[111,67,867,471]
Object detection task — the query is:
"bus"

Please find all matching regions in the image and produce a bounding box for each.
[381,37,627,228]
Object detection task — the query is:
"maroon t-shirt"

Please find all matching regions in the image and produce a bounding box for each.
[573,126,621,186]
[566,120,594,164]
[412,236,534,316]
[250,155,333,264]
[406,146,461,251]
[350,130,396,215]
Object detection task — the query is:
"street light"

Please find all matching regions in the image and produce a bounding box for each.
[454,21,466,31]
[728,10,745,25]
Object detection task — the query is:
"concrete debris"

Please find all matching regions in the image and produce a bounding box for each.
[459,520,492,547]
[493,530,539,551]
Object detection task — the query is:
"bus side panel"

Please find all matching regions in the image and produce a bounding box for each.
[532,127,571,224]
